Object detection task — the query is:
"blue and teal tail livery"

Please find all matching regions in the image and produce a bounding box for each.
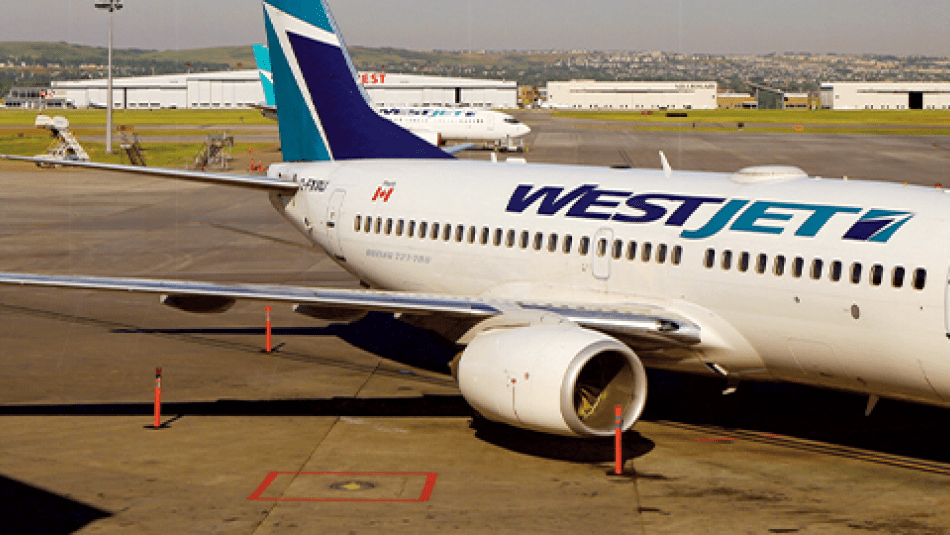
[252,44,275,107]
[262,0,452,162]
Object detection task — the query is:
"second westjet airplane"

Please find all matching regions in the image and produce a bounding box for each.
[252,43,530,150]
[2,0,950,438]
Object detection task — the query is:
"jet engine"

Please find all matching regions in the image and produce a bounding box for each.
[456,325,647,437]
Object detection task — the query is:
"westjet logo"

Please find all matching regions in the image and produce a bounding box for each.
[506,184,913,243]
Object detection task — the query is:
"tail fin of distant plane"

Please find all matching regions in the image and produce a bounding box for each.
[252,44,275,107]
[262,0,452,162]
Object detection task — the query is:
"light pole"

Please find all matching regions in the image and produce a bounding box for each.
[95,1,122,154]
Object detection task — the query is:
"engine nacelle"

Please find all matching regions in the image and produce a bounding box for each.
[160,294,236,314]
[457,325,647,437]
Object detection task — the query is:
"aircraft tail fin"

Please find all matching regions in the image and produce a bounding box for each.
[252,44,275,107]
[262,0,452,162]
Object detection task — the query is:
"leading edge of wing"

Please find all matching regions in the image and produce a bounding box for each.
[0,273,701,346]
[0,272,498,317]
[0,155,299,193]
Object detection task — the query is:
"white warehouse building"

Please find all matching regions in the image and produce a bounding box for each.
[53,70,265,110]
[52,70,518,110]
[820,82,950,110]
[546,80,718,110]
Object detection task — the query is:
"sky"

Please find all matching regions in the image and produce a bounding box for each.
[2,0,949,56]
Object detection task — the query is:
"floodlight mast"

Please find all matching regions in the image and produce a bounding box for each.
[95,1,123,154]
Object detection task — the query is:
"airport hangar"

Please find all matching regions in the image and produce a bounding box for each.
[820,82,950,110]
[545,80,719,110]
[51,70,518,110]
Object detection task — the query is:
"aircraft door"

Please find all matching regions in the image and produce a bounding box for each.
[591,228,613,280]
[325,189,346,259]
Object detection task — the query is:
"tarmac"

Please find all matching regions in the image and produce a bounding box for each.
[1,112,950,534]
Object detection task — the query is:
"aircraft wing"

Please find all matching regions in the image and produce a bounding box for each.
[0,155,299,193]
[251,103,279,120]
[0,272,700,348]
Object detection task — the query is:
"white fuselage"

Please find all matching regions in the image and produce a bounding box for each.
[267,159,950,409]
[375,107,530,145]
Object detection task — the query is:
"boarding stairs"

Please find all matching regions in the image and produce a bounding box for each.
[34,115,91,166]
[193,133,233,170]
[119,130,147,166]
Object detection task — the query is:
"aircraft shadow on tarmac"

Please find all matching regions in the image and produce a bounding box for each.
[642,370,950,468]
[0,474,111,535]
[113,311,462,374]
[11,309,950,468]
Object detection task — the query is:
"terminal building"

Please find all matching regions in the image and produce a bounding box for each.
[49,70,518,110]
[545,80,718,110]
[820,82,950,110]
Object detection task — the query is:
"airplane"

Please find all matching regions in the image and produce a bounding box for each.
[252,43,278,120]
[2,0,950,440]
[252,44,531,151]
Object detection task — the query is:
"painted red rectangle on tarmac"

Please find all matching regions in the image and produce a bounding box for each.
[248,471,438,502]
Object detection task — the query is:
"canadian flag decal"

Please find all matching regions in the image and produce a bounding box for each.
[372,186,394,202]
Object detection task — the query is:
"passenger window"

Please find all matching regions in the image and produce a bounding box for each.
[385,218,393,235]
[408,220,416,237]
[534,232,544,251]
[870,264,883,286]
[596,238,608,257]
[418,221,428,238]
[892,266,905,288]
[774,255,786,276]
[563,234,573,254]
[375,218,382,234]
[494,228,503,246]
[396,219,405,236]
[704,248,715,269]
[520,231,529,249]
[738,252,750,272]
[579,237,590,255]
[442,223,451,241]
[641,242,653,262]
[431,223,439,239]
[657,244,668,264]
[913,268,927,290]
[455,224,464,242]
[626,241,637,261]
[850,262,862,284]
[479,227,489,245]
[721,250,732,270]
[829,260,842,282]
[810,259,823,280]
[364,217,372,233]
[506,229,515,248]
[792,257,804,278]
[672,245,683,265]
[755,254,767,274]
[612,239,623,259]
[548,234,559,252]
[467,226,476,244]
[354,215,362,232]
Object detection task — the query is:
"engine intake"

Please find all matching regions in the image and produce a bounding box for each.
[457,325,647,437]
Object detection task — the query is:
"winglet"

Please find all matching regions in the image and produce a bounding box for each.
[659,150,672,178]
